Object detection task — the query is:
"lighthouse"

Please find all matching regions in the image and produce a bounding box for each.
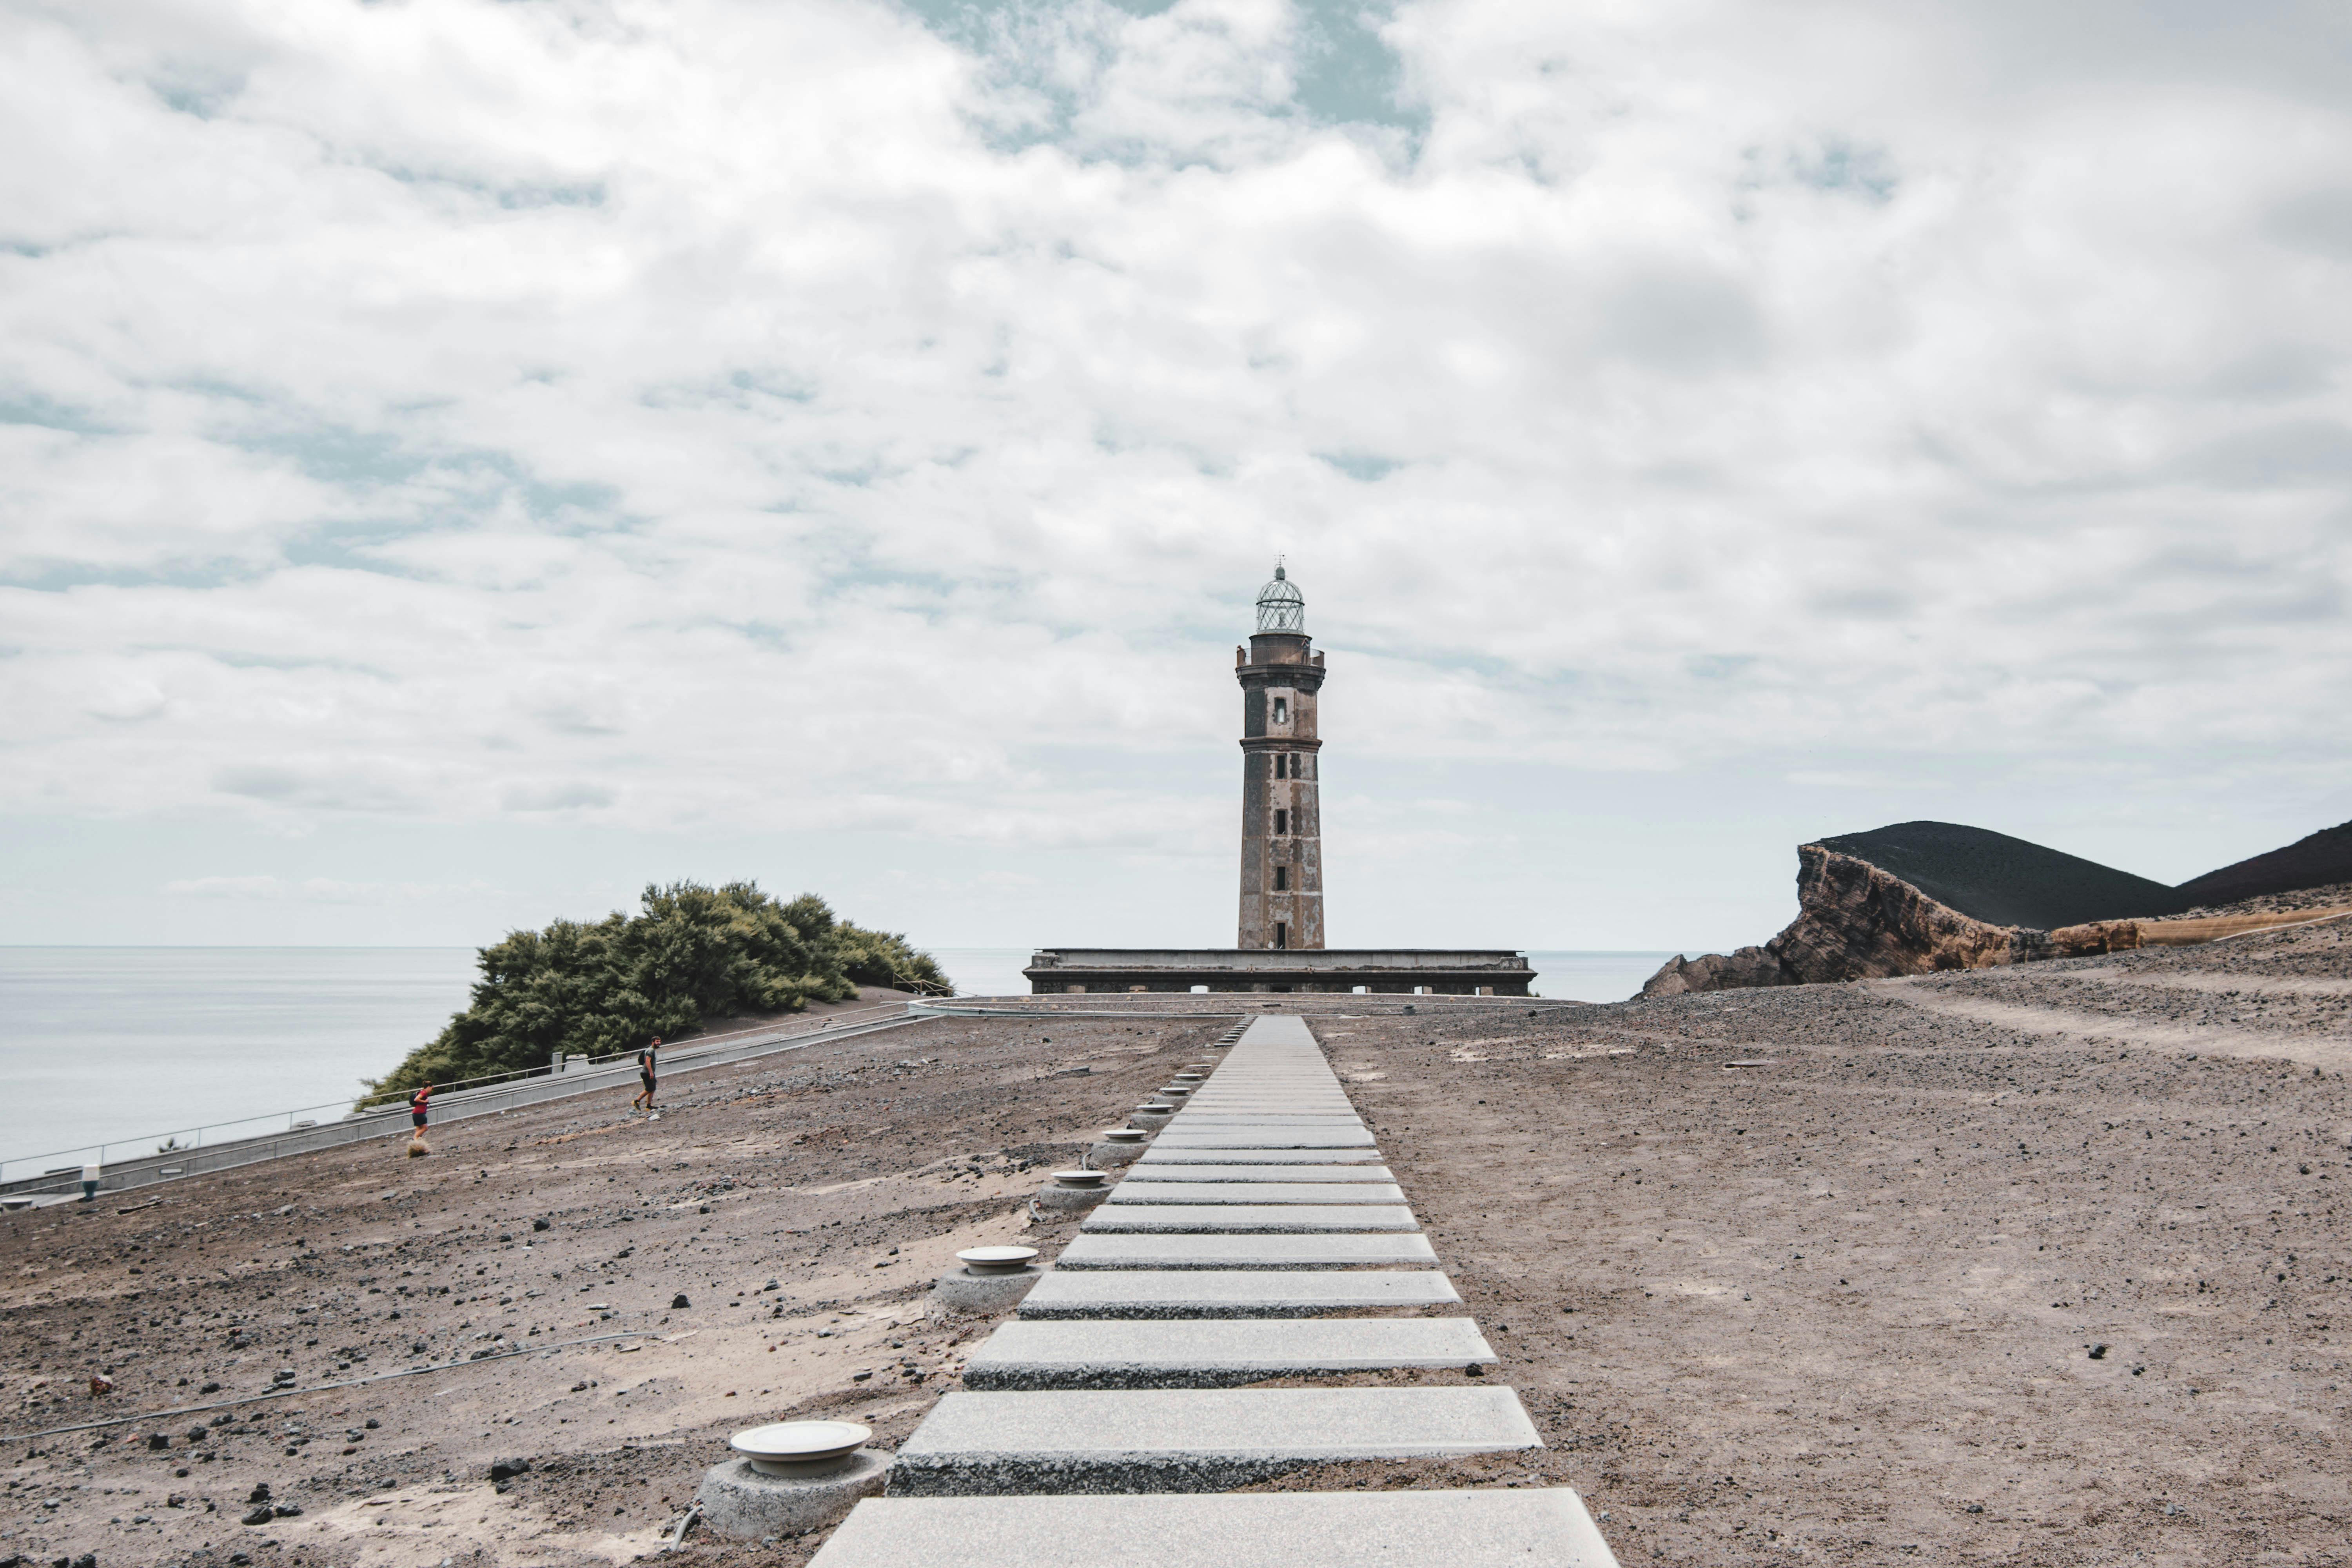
[1236,564,1326,950]
[1020,566,1532,995]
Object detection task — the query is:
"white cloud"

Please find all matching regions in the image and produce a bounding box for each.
[4,0,2350,947]
[162,874,500,904]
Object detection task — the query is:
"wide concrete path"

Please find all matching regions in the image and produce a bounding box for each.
[809,1012,1620,1567]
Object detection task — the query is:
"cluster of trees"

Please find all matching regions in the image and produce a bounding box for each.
[364,881,947,1102]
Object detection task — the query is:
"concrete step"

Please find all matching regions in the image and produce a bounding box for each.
[1102,1182,1407,1205]
[1018,1267,1460,1318]
[961,1317,1497,1389]
[1120,1164,1396,1183]
[1151,1128,1376,1148]
[810,1490,1621,1568]
[1171,1112,1361,1120]
[1135,1148,1384,1165]
[887,1385,1537,1493]
[1082,1204,1417,1234]
[1054,1233,1440,1270]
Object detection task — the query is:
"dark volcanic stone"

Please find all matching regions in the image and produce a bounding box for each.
[2175,819,2352,908]
[1817,820,2178,928]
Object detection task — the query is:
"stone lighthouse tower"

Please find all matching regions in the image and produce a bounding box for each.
[1237,564,1326,950]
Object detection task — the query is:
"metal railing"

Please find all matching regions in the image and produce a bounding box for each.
[0,1001,918,1196]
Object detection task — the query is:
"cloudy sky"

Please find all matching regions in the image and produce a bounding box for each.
[5,0,2350,961]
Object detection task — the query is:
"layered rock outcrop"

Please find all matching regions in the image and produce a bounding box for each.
[1647,818,2352,998]
[1643,845,2029,997]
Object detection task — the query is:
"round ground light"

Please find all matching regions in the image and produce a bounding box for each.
[730,1421,870,1477]
[1051,1169,1109,1189]
[1101,1128,1147,1144]
[697,1423,888,1538]
[958,1245,1040,1276]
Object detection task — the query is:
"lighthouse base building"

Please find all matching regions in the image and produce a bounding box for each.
[1022,947,1535,996]
[1025,564,1533,998]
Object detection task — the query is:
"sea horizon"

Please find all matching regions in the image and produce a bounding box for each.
[0,945,1677,1174]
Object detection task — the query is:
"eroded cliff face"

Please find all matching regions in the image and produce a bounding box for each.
[1643,845,2026,996]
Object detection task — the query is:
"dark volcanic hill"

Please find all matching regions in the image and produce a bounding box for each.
[2172,819,2352,909]
[1815,820,2181,929]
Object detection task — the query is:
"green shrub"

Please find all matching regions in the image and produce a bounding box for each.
[361,881,947,1104]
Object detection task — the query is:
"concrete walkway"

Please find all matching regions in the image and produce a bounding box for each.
[809,1013,1621,1568]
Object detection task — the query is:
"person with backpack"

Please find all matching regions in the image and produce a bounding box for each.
[409,1082,432,1131]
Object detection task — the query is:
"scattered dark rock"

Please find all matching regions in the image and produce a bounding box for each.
[145,1433,169,1451]
[671,1293,691,1309]
[245,1483,270,1504]
[488,1457,534,1482]
[2089,1344,2109,1359]
[240,1507,274,1526]
[533,1218,551,1232]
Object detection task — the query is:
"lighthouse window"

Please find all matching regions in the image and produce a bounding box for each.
[1272,697,1289,724]
[1274,922,1289,949]
[1274,809,1288,835]
[1274,866,1289,891]
[1274,753,1289,779]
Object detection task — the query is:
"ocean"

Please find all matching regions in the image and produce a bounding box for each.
[0,946,1671,1180]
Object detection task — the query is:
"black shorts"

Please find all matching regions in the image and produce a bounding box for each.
[640,1073,657,1094]
[412,1110,427,1128]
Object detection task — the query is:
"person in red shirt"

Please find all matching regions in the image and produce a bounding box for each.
[409,1083,432,1132]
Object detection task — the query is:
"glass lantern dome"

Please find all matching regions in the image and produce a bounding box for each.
[1254,563,1305,633]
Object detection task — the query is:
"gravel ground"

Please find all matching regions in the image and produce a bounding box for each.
[0,1006,1224,1568]
[1276,922,2350,1566]
[5,926,2347,1568]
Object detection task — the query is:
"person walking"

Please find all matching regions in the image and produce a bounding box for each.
[632,1038,661,1113]
[409,1082,432,1134]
